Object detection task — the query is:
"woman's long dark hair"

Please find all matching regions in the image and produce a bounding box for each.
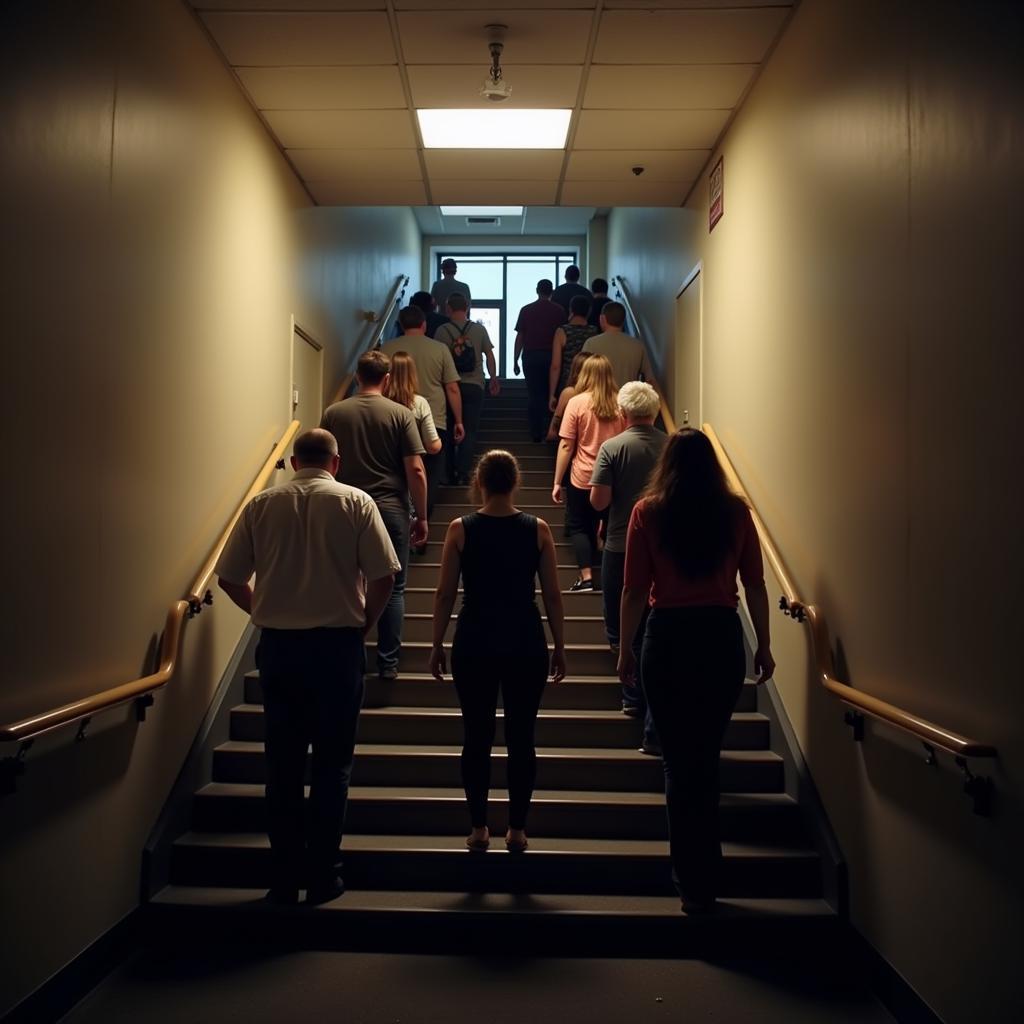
[643,428,747,578]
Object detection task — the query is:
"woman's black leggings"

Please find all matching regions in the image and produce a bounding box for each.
[641,607,746,904]
[452,649,549,830]
[565,478,604,571]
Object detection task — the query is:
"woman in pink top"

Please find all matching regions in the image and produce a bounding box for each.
[551,354,625,591]
[618,428,775,914]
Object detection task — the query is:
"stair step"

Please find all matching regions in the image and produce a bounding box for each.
[473,443,557,457]
[169,832,820,897]
[214,738,780,791]
[150,886,838,957]
[246,671,760,713]
[402,584,596,613]
[226,706,771,753]
[372,612,608,646]
[407,562,594,588]
[432,503,564,524]
[436,485,552,503]
[364,640,615,675]
[191,784,805,841]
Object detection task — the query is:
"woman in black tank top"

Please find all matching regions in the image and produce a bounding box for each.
[429,451,567,853]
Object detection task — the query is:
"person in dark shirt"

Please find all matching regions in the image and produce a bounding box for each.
[551,265,592,317]
[514,279,568,442]
[588,278,612,329]
[392,291,449,338]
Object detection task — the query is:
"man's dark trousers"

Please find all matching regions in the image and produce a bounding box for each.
[522,349,551,441]
[256,626,365,891]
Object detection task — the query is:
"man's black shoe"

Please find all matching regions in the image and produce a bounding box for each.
[622,704,641,718]
[568,577,594,592]
[263,887,299,906]
[305,875,345,906]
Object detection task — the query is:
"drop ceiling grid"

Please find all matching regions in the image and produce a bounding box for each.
[191,2,793,207]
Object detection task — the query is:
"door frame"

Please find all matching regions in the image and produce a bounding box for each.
[289,317,324,426]
[675,262,703,428]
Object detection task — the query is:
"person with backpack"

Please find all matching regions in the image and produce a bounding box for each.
[435,292,500,486]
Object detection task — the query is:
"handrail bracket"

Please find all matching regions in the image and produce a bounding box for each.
[0,741,33,796]
[188,589,213,619]
[843,710,865,742]
[136,693,156,722]
[955,757,994,817]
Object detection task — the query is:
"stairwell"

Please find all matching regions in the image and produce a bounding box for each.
[151,380,839,955]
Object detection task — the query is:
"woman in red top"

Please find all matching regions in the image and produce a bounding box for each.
[618,428,775,913]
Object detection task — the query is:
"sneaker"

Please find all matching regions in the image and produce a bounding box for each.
[568,577,594,592]
[262,886,299,906]
[638,743,663,757]
[621,704,642,718]
[378,665,398,681]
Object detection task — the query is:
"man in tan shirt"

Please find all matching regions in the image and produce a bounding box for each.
[582,301,657,392]
[216,428,399,906]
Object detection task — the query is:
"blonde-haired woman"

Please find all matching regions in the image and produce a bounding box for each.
[430,450,566,853]
[384,351,443,456]
[552,354,625,591]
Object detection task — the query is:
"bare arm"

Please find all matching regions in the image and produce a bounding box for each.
[617,586,648,686]
[513,332,524,371]
[444,381,464,442]
[403,455,428,522]
[537,520,566,682]
[428,520,463,679]
[744,581,775,683]
[548,329,565,408]
[485,349,500,396]
[363,575,394,636]
[218,578,252,615]
[552,438,575,503]
[589,484,612,512]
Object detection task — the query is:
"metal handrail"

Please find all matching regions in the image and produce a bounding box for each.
[0,420,300,749]
[611,273,994,764]
[328,273,409,405]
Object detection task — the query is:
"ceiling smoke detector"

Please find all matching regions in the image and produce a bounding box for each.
[480,24,512,102]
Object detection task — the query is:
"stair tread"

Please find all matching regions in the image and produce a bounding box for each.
[153,885,834,918]
[231,704,768,726]
[197,782,795,806]
[216,738,777,762]
[246,670,635,685]
[175,831,816,859]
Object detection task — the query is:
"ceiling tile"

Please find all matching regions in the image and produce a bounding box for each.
[289,149,422,181]
[430,180,559,205]
[398,12,591,65]
[200,12,395,66]
[237,67,406,110]
[191,1,384,8]
[565,149,708,182]
[309,181,428,206]
[573,109,728,150]
[593,8,790,64]
[263,109,416,149]
[407,65,581,108]
[584,65,755,110]
[604,0,788,7]
[560,180,688,207]
[424,150,564,181]
[397,0,594,7]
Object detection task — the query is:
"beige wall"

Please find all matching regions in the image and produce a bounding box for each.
[608,2,1022,1021]
[0,0,419,1013]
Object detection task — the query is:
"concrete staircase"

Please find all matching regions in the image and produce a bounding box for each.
[151,380,838,954]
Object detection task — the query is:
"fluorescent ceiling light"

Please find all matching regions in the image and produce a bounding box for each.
[417,109,571,150]
[440,206,523,217]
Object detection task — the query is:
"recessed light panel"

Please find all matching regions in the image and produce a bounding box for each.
[417,109,571,150]
[439,206,524,217]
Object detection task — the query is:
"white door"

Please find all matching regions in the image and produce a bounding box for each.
[291,324,323,430]
[674,268,702,427]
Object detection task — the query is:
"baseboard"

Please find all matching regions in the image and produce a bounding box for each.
[847,926,945,1024]
[141,623,258,900]
[1,909,139,1024]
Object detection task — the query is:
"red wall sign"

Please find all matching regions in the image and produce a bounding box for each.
[709,156,724,232]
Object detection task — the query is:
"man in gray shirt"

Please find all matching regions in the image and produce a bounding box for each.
[320,351,428,680]
[590,381,666,752]
[434,291,500,485]
[431,258,472,310]
[582,301,657,392]
[217,429,400,905]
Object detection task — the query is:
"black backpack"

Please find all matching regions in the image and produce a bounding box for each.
[444,321,476,373]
